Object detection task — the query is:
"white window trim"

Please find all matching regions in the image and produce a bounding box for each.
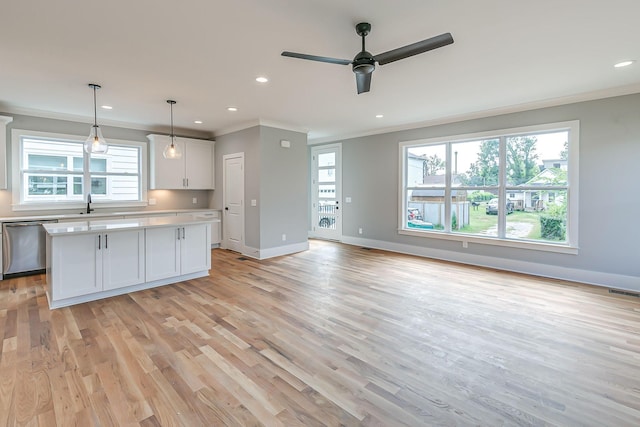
[398,120,579,254]
[11,128,148,211]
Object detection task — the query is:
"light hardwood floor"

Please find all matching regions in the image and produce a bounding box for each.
[1,240,639,426]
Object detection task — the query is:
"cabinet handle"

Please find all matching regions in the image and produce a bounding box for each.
[177,228,181,240]
[98,235,101,250]
[105,234,108,249]
[182,227,186,239]
[186,178,189,187]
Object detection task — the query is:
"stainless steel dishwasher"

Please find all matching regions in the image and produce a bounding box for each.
[2,219,58,277]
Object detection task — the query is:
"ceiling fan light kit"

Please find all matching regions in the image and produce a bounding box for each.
[282,22,454,94]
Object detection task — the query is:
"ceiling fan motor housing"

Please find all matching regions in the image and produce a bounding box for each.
[353,51,375,74]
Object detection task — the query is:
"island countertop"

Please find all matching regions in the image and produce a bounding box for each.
[43,215,219,236]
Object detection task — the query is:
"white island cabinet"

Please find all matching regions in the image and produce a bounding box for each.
[177,210,221,247]
[145,223,211,281]
[44,216,212,309]
[49,229,144,300]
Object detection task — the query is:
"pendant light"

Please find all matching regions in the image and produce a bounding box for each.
[84,83,109,154]
[163,100,183,159]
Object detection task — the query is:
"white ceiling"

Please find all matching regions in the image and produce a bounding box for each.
[1,0,640,143]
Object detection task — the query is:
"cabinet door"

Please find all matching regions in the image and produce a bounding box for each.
[184,139,214,189]
[177,211,220,246]
[102,230,145,291]
[149,135,186,190]
[180,223,211,274]
[145,227,180,281]
[51,234,101,300]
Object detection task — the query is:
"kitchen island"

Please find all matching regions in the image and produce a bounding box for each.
[44,216,212,309]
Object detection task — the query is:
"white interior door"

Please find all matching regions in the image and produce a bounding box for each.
[223,153,244,252]
[311,144,342,240]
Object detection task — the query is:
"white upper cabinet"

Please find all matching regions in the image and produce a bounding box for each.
[148,134,215,190]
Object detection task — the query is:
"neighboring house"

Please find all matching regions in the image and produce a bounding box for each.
[542,158,568,171]
[407,152,427,185]
[509,161,567,211]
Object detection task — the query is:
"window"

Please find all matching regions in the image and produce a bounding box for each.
[12,129,147,210]
[400,121,578,252]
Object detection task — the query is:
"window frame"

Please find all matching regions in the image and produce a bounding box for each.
[11,129,148,211]
[398,120,579,254]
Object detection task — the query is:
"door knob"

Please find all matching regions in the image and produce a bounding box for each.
[225,207,229,210]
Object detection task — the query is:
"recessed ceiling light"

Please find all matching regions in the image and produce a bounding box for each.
[227,106,238,112]
[614,60,635,68]
[101,105,113,110]
[376,114,384,118]
[256,76,269,83]
[194,120,203,124]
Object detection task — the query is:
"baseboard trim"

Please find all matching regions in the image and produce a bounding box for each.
[242,241,310,260]
[341,236,640,293]
[47,270,210,309]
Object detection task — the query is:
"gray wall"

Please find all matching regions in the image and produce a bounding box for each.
[259,126,308,249]
[0,112,213,217]
[213,126,262,249]
[213,125,308,253]
[321,93,640,280]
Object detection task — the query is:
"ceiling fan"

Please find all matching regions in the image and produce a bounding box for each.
[282,22,454,94]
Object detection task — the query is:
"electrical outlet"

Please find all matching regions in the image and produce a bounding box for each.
[282,234,286,241]
[148,198,156,206]
[358,227,363,235]
[192,197,197,204]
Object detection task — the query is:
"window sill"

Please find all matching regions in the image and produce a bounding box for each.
[398,228,578,255]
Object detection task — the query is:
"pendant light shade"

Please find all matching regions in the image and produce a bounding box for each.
[84,83,109,154]
[163,100,182,159]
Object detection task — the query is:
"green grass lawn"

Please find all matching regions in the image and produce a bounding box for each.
[458,204,497,234]
[458,203,542,239]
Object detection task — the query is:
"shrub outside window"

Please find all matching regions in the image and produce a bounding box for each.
[400,121,578,251]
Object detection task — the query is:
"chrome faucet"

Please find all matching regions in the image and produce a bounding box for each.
[86,193,94,214]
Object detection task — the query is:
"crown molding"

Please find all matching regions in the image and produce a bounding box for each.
[308,83,640,145]
[214,118,308,138]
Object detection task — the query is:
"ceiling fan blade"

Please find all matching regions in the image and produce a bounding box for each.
[281,51,351,65]
[356,72,372,94]
[374,33,454,66]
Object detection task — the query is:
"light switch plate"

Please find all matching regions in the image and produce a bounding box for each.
[251,199,257,206]
[345,196,352,203]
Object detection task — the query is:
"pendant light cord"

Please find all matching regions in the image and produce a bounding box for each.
[93,86,97,127]
[167,100,177,147]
